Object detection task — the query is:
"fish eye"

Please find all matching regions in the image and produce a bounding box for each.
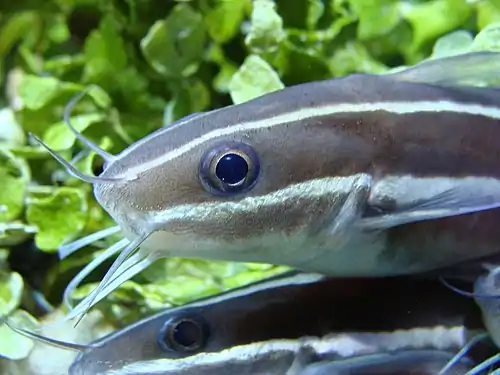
[199,141,260,195]
[157,315,209,353]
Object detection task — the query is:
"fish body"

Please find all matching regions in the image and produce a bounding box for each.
[31,51,500,318]
[68,271,487,375]
[96,72,500,276]
[101,345,474,375]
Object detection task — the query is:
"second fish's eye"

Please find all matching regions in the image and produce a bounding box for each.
[199,142,260,195]
[157,315,209,353]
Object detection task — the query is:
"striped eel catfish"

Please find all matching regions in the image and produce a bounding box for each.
[29,51,500,321]
[9,271,489,374]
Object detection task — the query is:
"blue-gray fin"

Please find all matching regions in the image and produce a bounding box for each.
[297,350,474,375]
[358,186,500,231]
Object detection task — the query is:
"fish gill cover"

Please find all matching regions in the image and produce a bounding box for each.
[0,0,500,372]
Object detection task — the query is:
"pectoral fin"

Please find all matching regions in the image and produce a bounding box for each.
[297,350,474,375]
[324,175,372,238]
[358,184,500,231]
[300,175,372,268]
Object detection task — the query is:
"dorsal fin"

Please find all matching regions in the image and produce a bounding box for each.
[387,51,500,87]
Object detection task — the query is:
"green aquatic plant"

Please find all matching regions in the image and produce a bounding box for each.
[1,0,500,366]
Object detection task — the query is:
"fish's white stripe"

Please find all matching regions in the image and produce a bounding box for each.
[107,327,467,375]
[121,100,500,177]
[151,175,362,222]
[150,174,500,225]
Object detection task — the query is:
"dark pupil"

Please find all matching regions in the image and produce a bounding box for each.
[172,320,201,348]
[215,153,248,185]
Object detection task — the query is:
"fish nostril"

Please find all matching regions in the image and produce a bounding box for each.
[157,315,210,354]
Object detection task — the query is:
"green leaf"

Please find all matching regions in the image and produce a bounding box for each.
[0,149,30,222]
[278,41,332,84]
[0,309,39,360]
[477,1,500,30]
[205,0,249,44]
[42,112,107,150]
[10,146,54,160]
[429,30,474,59]
[206,44,239,93]
[72,259,290,326]
[275,0,321,29]
[350,0,402,40]
[401,0,473,53]
[328,42,389,77]
[245,0,286,54]
[18,75,63,111]
[140,4,206,78]
[0,222,37,247]
[42,54,85,77]
[82,14,128,86]
[18,75,88,111]
[0,108,26,147]
[26,187,88,252]
[0,271,24,316]
[0,12,37,56]
[110,67,151,113]
[306,0,325,30]
[46,13,70,44]
[163,79,210,125]
[213,63,238,93]
[0,249,8,269]
[86,85,112,109]
[229,54,285,104]
[221,264,290,289]
[471,21,500,52]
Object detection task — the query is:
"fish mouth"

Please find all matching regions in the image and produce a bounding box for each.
[56,210,217,325]
[58,221,225,325]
